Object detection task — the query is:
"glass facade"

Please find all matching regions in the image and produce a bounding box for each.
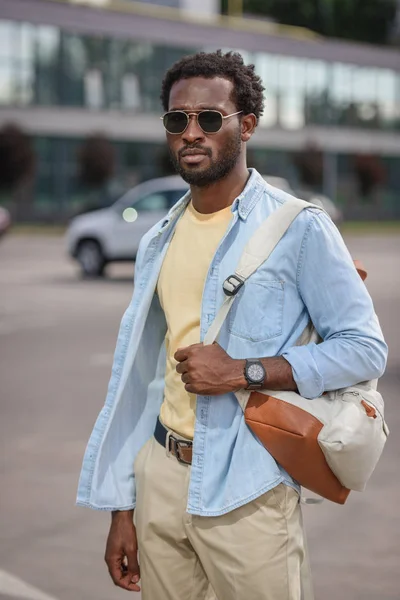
[0,19,399,131]
[30,136,174,215]
[22,136,399,220]
[0,20,198,114]
[0,18,399,220]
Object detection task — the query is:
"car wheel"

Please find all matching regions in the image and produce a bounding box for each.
[76,239,106,277]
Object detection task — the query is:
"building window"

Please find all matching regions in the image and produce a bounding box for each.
[122,74,141,111]
[84,69,104,109]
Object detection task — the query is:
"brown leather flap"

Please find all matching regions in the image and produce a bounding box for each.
[245,393,350,504]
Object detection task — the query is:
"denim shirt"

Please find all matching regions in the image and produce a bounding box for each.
[76,169,387,517]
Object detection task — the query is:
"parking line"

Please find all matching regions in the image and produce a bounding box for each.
[0,570,59,600]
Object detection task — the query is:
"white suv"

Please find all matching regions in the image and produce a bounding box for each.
[66,175,189,276]
[66,174,342,277]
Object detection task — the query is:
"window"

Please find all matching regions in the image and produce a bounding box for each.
[376,69,398,128]
[331,63,353,104]
[84,69,103,109]
[306,60,328,96]
[133,189,187,211]
[0,63,13,104]
[254,53,279,128]
[166,188,188,207]
[0,20,35,105]
[122,73,141,110]
[0,20,16,61]
[134,192,170,211]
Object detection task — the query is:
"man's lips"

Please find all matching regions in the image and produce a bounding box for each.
[181,154,207,164]
[179,148,210,165]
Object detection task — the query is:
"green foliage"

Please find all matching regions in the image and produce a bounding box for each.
[222,0,398,45]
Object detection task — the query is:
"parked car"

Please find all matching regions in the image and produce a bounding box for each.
[262,176,343,225]
[66,176,188,276]
[66,174,342,277]
[0,206,11,238]
[294,188,343,226]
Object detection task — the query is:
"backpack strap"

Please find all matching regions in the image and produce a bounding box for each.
[203,199,322,346]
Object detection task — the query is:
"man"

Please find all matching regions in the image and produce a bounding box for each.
[77,51,387,599]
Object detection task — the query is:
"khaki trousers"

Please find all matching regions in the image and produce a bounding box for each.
[134,435,311,600]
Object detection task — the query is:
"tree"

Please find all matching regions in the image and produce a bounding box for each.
[222,0,398,46]
[0,124,36,218]
[292,144,323,188]
[354,154,386,199]
[77,133,115,188]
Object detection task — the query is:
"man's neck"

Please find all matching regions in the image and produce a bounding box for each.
[190,166,250,215]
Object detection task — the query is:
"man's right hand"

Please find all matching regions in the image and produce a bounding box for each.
[104,509,141,592]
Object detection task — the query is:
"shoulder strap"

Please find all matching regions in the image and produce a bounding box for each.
[203,199,322,346]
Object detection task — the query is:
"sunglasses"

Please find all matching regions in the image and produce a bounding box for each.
[161,110,243,135]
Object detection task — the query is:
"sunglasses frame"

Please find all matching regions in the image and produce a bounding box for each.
[161,110,243,135]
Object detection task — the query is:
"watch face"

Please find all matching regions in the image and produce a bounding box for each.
[247,362,265,383]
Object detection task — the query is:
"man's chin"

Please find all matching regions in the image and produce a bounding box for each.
[178,165,212,185]
[180,163,206,175]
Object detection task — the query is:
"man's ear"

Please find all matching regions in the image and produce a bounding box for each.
[241,113,257,142]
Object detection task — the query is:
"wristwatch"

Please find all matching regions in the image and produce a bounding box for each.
[244,359,266,390]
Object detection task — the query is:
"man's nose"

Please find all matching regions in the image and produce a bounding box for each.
[182,114,205,143]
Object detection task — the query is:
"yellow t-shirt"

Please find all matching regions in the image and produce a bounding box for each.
[157,200,232,439]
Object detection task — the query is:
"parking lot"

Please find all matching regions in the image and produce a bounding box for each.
[0,232,399,600]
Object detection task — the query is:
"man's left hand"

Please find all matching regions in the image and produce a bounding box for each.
[174,343,245,396]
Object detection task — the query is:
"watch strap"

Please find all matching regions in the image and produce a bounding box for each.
[244,359,266,390]
[245,381,264,390]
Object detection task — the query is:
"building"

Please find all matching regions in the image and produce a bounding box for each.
[0,0,399,220]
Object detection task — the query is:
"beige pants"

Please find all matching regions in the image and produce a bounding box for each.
[134,435,311,600]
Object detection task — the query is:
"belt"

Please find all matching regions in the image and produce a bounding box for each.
[154,417,193,465]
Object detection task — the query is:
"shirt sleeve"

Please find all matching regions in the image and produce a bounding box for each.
[282,210,388,399]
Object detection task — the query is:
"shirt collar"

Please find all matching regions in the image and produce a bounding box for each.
[231,168,266,221]
[160,168,265,231]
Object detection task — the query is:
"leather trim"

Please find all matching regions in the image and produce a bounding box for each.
[174,444,193,464]
[354,259,368,281]
[361,399,377,419]
[245,392,350,504]
[154,418,193,464]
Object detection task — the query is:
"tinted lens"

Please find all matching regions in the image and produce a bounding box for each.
[198,111,223,133]
[163,112,188,134]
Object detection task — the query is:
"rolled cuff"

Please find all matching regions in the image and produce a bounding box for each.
[282,344,324,399]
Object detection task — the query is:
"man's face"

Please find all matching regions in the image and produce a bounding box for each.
[165,77,243,187]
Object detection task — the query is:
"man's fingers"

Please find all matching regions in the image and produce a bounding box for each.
[126,548,140,576]
[175,360,188,374]
[126,548,141,590]
[174,343,203,362]
[106,555,140,592]
[174,346,189,362]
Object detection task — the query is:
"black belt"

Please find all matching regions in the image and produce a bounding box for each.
[154,417,193,465]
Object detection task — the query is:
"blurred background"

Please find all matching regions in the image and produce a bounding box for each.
[0,0,399,222]
[0,1,399,600]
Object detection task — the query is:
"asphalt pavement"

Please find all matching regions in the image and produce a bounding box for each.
[0,232,399,600]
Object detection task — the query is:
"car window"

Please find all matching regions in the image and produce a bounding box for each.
[166,189,189,207]
[134,193,169,211]
[132,188,188,212]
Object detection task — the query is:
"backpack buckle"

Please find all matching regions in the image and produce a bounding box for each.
[223,274,245,296]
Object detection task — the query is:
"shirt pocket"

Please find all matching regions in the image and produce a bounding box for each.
[227,280,284,342]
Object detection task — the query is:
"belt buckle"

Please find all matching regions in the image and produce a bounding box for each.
[168,434,192,465]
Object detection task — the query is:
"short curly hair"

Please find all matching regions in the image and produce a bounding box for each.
[160,50,265,123]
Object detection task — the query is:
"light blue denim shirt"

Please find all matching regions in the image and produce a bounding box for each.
[76,169,387,516]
